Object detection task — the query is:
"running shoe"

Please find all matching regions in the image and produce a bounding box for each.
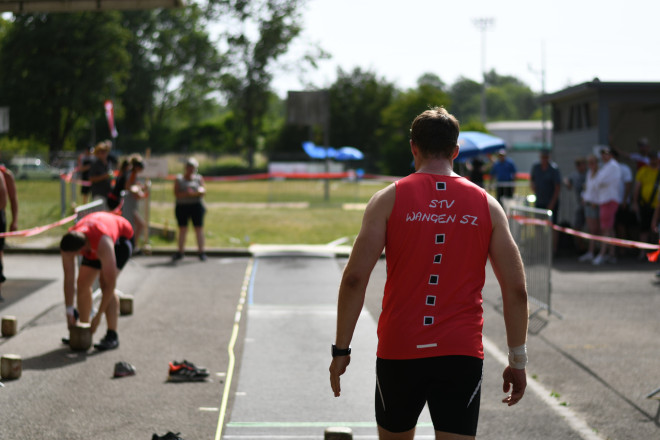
[113,361,136,378]
[171,360,209,375]
[171,252,183,261]
[152,432,184,440]
[198,253,207,261]
[94,335,119,351]
[168,360,209,382]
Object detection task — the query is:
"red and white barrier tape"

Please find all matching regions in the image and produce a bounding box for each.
[0,214,77,238]
[512,214,659,250]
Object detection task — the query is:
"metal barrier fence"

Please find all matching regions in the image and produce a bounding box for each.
[504,202,560,318]
[74,198,106,222]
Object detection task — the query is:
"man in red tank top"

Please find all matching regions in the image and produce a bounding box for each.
[329,107,529,439]
[60,211,134,351]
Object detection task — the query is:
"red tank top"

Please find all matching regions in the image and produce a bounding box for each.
[70,211,133,260]
[377,173,492,360]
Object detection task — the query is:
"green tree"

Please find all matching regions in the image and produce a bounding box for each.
[376,82,451,176]
[447,76,482,124]
[0,13,131,157]
[485,70,538,120]
[213,0,311,169]
[328,67,395,162]
[118,7,225,152]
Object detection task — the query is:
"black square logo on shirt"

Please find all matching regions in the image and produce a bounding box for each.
[435,234,445,244]
[429,275,439,285]
[426,295,436,306]
[424,316,434,325]
[433,254,442,264]
[436,182,446,191]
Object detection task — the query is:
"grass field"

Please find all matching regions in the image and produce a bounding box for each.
[6,178,390,250]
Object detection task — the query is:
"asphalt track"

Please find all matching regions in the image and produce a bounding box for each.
[0,248,658,440]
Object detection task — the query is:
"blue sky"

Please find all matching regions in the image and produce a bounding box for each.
[270,0,660,97]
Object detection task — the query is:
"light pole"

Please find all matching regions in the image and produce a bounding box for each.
[529,42,548,147]
[473,17,494,124]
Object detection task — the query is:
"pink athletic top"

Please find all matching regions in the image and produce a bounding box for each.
[377,173,492,360]
[70,211,133,261]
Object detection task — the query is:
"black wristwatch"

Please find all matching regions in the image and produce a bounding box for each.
[332,344,351,357]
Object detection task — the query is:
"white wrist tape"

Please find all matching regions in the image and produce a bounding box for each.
[508,344,528,369]
[66,306,75,316]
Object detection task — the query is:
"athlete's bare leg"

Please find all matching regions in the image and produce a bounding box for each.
[377,426,415,440]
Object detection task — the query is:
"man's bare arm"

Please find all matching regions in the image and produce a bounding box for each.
[487,195,529,405]
[330,184,394,397]
[61,251,77,327]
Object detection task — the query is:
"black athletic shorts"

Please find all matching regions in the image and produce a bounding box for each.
[175,202,206,227]
[375,355,483,436]
[81,236,133,270]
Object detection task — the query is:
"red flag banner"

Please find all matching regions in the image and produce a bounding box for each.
[104,100,118,138]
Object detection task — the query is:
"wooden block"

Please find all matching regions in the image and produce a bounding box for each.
[1,354,22,380]
[69,323,92,351]
[119,296,133,316]
[324,427,353,440]
[1,316,17,337]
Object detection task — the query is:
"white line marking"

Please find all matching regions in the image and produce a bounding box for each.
[482,337,605,440]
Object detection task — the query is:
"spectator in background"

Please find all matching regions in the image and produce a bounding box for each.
[468,157,485,188]
[632,151,660,259]
[591,148,622,265]
[172,157,206,262]
[612,136,652,171]
[107,158,130,212]
[88,141,114,208]
[490,149,517,204]
[125,155,147,252]
[78,146,94,205]
[579,155,601,262]
[564,157,587,231]
[0,164,18,302]
[612,149,635,248]
[530,149,561,254]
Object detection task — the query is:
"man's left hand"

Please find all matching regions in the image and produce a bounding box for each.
[502,366,527,406]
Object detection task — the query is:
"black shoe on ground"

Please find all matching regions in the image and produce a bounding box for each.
[152,432,184,440]
[198,253,207,261]
[94,335,119,351]
[168,360,209,382]
[113,361,136,378]
[171,252,183,261]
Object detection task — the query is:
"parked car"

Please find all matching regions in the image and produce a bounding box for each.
[9,157,61,180]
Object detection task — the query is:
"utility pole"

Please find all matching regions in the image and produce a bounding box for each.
[473,17,494,124]
[529,42,548,147]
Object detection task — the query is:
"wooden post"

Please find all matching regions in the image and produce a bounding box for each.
[119,296,133,316]
[1,354,22,380]
[324,427,353,440]
[69,323,92,351]
[1,316,17,337]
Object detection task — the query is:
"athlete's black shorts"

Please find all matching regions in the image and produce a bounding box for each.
[375,355,483,436]
[81,236,133,270]
[175,202,206,227]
